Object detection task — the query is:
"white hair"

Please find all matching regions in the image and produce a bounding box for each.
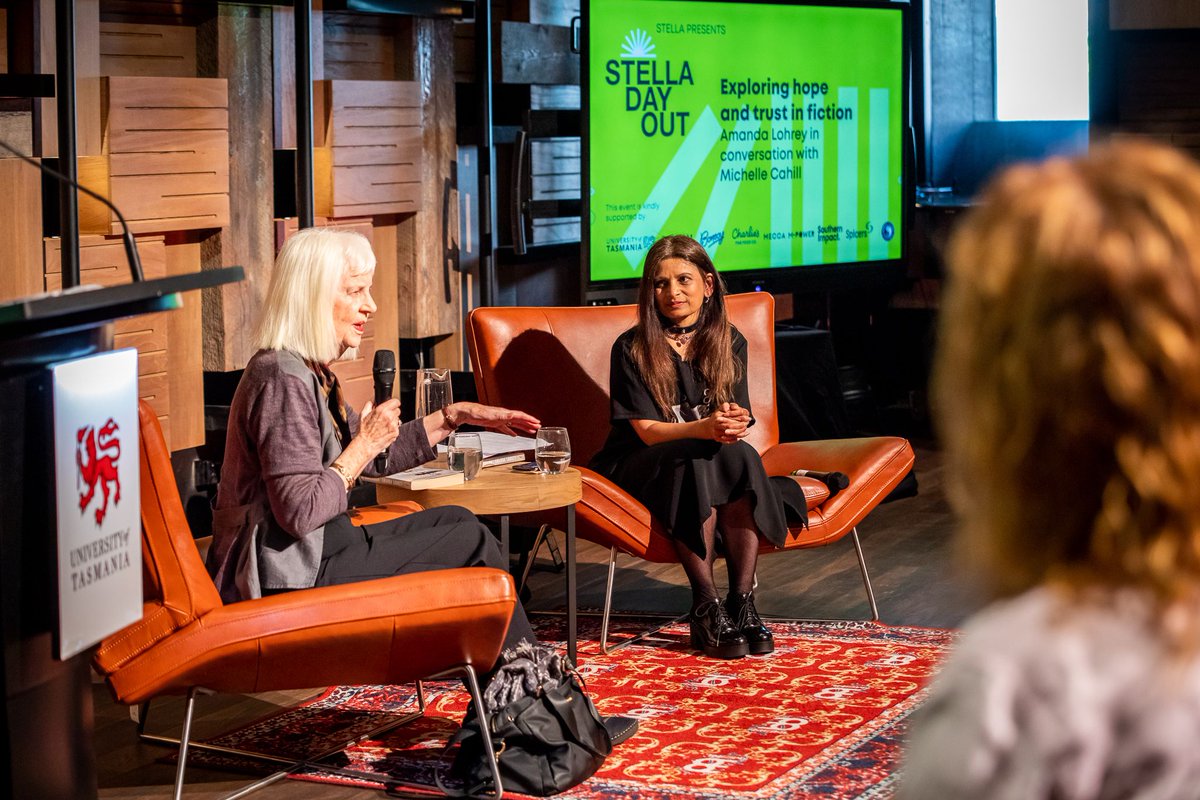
[255,227,376,363]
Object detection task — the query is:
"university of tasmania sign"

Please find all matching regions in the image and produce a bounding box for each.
[51,348,142,660]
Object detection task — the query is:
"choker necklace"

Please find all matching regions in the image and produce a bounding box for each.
[665,321,699,348]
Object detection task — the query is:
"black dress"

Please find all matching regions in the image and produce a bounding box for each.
[590,326,806,558]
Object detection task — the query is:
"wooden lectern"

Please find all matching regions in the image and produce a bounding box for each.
[0,267,242,800]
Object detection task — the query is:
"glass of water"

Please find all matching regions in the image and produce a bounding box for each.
[448,431,482,481]
[535,427,571,474]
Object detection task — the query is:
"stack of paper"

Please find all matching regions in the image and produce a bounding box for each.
[437,432,537,467]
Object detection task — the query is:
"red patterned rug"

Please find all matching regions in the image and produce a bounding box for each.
[191,617,954,798]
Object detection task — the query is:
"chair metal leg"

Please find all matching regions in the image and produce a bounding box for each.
[517,524,551,594]
[461,664,504,800]
[850,526,881,622]
[771,527,882,625]
[140,683,428,799]
[599,547,687,655]
[595,529,880,656]
[173,687,198,800]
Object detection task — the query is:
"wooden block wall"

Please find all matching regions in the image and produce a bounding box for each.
[0,159,43,304]
[324,13,397,80]
[27,0,102,158]
[163,234,205,450]
[98,75,231,235]
[409,18,464,357]
[99,21,197,77]
[314,80,423,218]
[198,5,275,375]
[44,236,173,447]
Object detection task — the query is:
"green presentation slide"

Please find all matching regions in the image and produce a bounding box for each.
[587,0,905,282]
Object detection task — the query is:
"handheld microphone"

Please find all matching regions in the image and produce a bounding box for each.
[790,469,849,496]
[372,349,396,473]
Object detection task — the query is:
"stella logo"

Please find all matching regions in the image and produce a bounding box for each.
[77,418,121,526]
[621,28,655,59]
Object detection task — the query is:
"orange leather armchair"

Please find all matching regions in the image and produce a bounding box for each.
[467,293,915,650]
[92,401,517,798]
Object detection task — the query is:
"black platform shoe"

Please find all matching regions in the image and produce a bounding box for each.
[689,599,750,659]
[726,591,775,655]
[603,715,640,746]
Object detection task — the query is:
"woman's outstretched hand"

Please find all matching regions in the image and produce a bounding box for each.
[448,402,541,436]
[424,402,542,445]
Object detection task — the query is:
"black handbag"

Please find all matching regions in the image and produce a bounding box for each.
[443,642,613,796]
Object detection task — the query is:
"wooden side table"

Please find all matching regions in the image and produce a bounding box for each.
[373,466,583,662]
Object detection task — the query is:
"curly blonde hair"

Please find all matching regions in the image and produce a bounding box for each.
[935,139,1200,607]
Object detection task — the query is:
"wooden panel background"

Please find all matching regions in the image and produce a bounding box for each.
[315,79,423,218]
[34,0,103,158]
[198,5,274,374]
[99,21,197,77]
[44,236,173,447]
[324,12,396,80]
[0,159,44,303]
[164,233,205,449]
[102,75,231,234]
[271,5,324,150]
[399,18,462,350]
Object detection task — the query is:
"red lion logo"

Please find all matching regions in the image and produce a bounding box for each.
[77,418,121,525]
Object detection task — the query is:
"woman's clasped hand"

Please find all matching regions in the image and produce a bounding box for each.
[707,402,751,444]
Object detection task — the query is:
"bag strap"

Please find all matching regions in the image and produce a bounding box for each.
[432,734,504,798]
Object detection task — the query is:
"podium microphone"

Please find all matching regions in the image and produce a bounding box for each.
[373,349,396,473]
[790,468,849,496]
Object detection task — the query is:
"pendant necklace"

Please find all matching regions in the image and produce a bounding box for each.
[665,321,699,349]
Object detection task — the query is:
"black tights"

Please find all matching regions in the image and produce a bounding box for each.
[673,495,762,609]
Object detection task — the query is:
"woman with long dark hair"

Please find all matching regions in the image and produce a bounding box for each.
[590,235,806,659]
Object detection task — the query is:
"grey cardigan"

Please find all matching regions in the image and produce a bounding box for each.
[207,349,435,603]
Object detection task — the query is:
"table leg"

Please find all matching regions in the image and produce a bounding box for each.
[566,504,577,664]
[499,515,509,563]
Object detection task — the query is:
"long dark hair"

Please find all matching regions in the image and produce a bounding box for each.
[632,235,739,418]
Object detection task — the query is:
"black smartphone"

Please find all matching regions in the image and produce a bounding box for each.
[511,461,540,472]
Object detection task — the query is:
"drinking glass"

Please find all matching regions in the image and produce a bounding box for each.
[415,368,453,419]
[448,431,482,481]
[535,427,571,474]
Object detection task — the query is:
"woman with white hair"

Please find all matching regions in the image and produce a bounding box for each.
[207,227,541,648]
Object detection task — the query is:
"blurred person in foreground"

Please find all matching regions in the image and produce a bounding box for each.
[899,139,1200,798]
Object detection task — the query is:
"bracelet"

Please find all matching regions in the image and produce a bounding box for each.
[329,461,356,491]
[442,405,458,431]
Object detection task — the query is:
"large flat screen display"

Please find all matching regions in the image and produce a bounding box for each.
[585,0,909,284]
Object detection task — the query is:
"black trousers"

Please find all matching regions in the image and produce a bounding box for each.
[314,505,535,652]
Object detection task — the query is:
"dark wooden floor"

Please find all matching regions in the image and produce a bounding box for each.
[94,441,980,798]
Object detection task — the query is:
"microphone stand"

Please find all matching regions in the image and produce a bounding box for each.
[0,138,144,283]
